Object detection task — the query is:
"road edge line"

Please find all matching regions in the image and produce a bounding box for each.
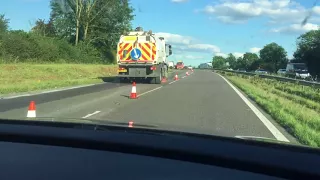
[1,82,107,100]
[216,73,290,142]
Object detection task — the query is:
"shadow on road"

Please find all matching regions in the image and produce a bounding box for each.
[97,70,181,84]
[120,94,130,98]
[97,76,154,84]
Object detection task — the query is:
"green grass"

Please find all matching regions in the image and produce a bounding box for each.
[0,64,118,95]
[221,72,320,148]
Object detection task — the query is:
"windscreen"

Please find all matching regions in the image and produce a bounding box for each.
[1,0,320,152]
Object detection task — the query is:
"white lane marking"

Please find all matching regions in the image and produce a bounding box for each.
[169,81,176,84]
[235,135,279,141]
[2,83,104,99]
[82,111,101,118]
[182,76,186,78]
[139,86,163,97]
[216,73,289,142]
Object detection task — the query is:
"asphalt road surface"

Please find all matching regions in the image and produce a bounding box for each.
[0,70,297,143]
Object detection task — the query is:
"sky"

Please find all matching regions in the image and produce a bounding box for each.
[0,0,320,66]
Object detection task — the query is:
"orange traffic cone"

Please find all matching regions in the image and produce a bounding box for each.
[27,101,36,118]
[130,82,137,99]
[161,77,167,83]
[174,73,179,80]
[128,121,134,128]
[186,71,189,76]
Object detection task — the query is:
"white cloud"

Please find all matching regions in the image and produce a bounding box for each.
[155,32,193,45]
[184,55,204,59]
[171,0,188,3]
[215,52,243,58]
[250,47,262,53]
[233,52,244,58]
[155,32,221,54]
[270,23,319,34]
[199,0,310,24]
[215,52,228,58]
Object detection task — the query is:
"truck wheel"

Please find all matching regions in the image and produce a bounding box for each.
[150,72,162,84]
[155,75,161,84]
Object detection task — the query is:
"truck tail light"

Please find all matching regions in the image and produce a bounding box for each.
[119,67,125,70]
[150,66,157,71]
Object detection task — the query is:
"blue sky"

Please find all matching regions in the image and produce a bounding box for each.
[1,0,319,66]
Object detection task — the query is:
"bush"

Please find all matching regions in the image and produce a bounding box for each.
[0,31,114,64]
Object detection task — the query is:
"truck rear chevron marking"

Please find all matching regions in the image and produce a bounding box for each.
[118,42,157,61]
[118,43,132,60]
[139,43,151,60]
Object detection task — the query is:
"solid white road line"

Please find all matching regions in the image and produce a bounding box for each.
[216,73,289,142]
[82,111,101,118]
[2,83,104,99]
[139,86,163,97]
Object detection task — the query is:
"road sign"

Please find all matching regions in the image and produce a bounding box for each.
[130,48,142,60]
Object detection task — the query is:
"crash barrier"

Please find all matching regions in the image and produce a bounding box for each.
[214,69,320,89]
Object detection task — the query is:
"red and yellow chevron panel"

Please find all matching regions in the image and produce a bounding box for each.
[118,43,157,61]
[118,43,133,60]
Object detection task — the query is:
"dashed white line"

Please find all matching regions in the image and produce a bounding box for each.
[169,81,176,84]
[82,111,101,118]
[216,73,289,142]
[139,86,163,97]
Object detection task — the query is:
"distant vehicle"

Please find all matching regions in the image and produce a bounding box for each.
[255,69,268,74]
[198,63,212,69]
[176,62,184,70]
[188,66,193,70]
[277,69,286,75]
[237,69,246,72]
[285,63,310,79]
[168,61,174,69]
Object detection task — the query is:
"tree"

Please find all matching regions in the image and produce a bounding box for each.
[212,56,227,69]
[225,53,237,69]
[259,42,288,72]
[0,14,9,33]
[242,52,259,71]
[31,18,56,37]
[293,30,320,76]
[50,0,76,41]
[50,0,134,62]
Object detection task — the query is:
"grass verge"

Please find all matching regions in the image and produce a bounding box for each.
[0,64,118,95]
[220,72,320,148]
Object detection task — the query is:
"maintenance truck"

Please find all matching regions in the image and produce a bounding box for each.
[117,27,172,84]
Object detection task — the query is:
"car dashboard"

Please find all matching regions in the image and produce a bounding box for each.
[0,119,319,180]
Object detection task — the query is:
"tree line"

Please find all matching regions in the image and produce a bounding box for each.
[0,0,134,64]
[212,30,320,77]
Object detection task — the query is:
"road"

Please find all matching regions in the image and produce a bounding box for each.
[0,70,297,142]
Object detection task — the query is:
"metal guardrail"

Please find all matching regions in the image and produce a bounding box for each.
[215,69,320,89]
